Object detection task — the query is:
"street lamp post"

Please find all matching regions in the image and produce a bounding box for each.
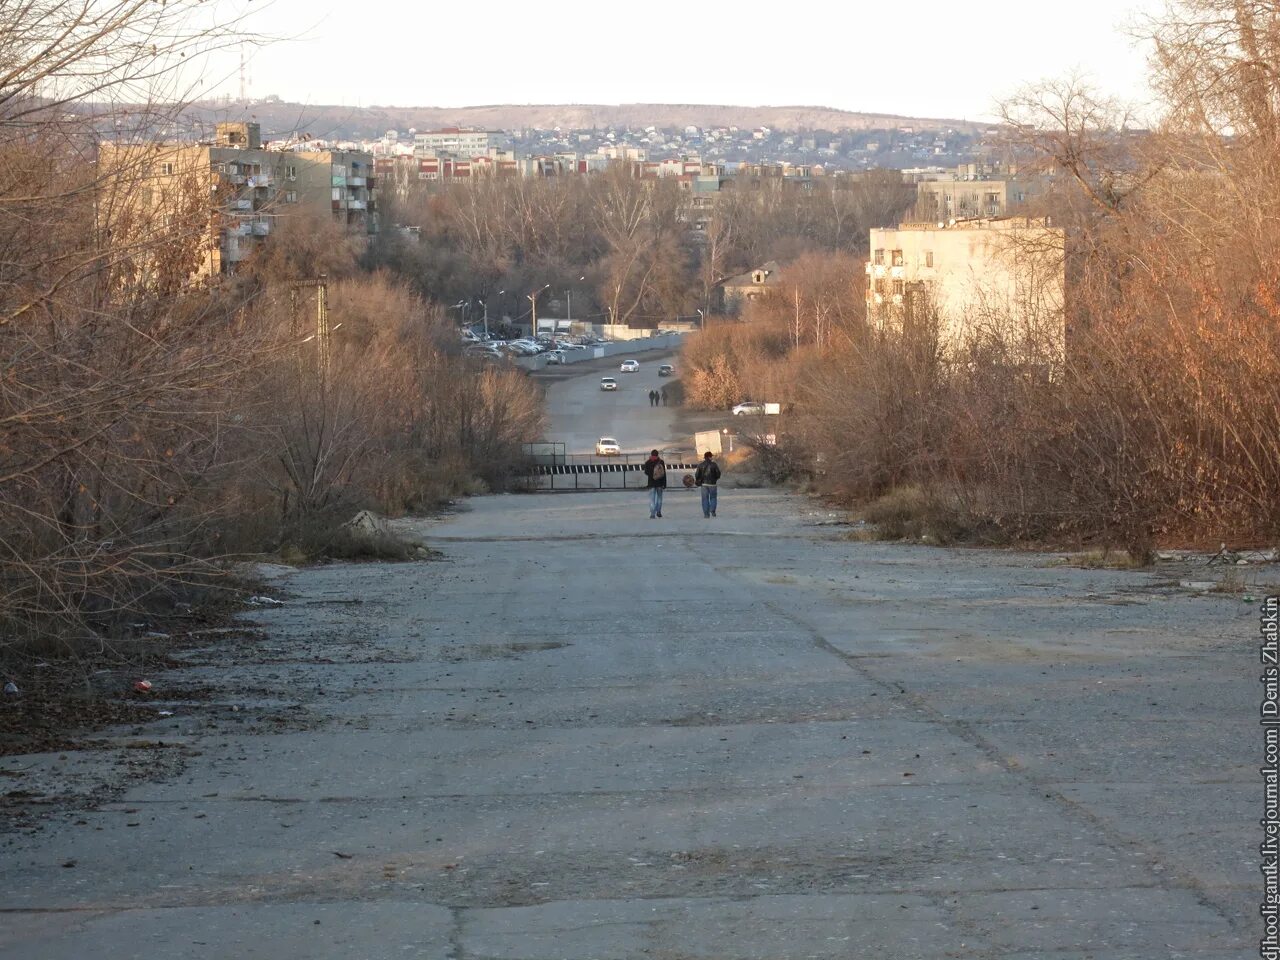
[696,308,705,331]
[566,276,585,325]
[527,283,550,338]
[478,289,503,340]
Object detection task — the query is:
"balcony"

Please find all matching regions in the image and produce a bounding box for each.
[347,199,366,210]
[331,175,347,187]
[230,198,253,210]
[890,265,905,279]
[247,175,271,189]
[251,220,270,236]
[347,176,366,187]
[225,174,246,185]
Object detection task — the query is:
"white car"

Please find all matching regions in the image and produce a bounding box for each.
[732,401,767,416]
[599,377,618,391]
[595,437,621,456]
[545,350,566,364]
[619,359,639,372]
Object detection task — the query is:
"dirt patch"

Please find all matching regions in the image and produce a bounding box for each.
[438,641,569,662]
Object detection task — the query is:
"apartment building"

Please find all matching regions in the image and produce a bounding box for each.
[865,217,1066,358]
[293,149,377,234]
[413,128,501,158]
[916,177,1044,221]
[99,123,376,278]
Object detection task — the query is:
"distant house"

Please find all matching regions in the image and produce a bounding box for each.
[719,261,782,314]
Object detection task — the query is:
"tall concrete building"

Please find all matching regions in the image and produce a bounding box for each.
[412,128,500,158]
[866,217,1066,359]
[915,178,1044,221]
[99,123,376,279]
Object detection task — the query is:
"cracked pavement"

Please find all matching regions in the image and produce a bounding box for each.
[0,363,1258,959]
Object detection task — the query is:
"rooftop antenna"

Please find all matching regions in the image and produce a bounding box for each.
[239,43,247,102]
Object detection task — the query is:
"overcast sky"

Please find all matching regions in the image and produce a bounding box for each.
[207,0,1163,122]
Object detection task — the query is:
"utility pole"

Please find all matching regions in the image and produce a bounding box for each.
[291,274,331,387]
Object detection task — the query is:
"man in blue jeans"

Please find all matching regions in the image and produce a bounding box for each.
[643,449,667,518]
[695,451,721,517]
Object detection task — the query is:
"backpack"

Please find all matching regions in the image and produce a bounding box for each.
[651,460,666,481]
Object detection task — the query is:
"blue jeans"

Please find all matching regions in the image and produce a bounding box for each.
[649,487,664,517]
[700,484,717,517]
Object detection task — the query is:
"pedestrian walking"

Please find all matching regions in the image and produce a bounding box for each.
[647,389,657,407]
[643,449,667,518]
[695,451,721,518]
[660,387,668,406]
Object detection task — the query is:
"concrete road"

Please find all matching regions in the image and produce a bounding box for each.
[542,353,680,456]
[0,368,1258,958]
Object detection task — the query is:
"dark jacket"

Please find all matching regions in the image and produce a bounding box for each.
[643,456,667,488]
[695,459,721,486]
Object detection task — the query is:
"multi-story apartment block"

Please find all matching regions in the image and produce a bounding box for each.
[865,217,1066,359]
[915,177,1043,221]
[100,123,376,279]
[412,128,501,158]
[292,149,377,234]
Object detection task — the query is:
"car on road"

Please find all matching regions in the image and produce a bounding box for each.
[595,437,621,456]
[732,401,767,416]
[599,377,618,391]
[658,364,674,377]
[619,359,639,372]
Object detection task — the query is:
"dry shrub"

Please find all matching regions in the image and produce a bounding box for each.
[681,319,795,409]
[220,271,544,559]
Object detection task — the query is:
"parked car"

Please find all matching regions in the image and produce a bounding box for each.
[599,377,618,391]
[545,350,566,364]
[732,401,767,416]
[595,437,621,456]
[619,359,640,372]
[658,364,674,377]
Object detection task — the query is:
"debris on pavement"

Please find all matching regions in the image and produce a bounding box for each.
[247,596,285,606]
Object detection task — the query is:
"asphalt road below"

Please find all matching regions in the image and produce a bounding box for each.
[539,350,682,456]
[0,363,1258,958]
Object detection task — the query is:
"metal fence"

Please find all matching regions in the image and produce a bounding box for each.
[521,448,702,490]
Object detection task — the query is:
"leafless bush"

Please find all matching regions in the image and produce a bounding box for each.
[0,3,545,646]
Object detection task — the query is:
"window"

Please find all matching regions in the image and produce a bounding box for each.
[285,164,297,179]
[925,251,934,268]
[873,248,884,265]
[892,279,905,296]
[159,162,175,176]
[891,249,904,267]
[285,191,297,203]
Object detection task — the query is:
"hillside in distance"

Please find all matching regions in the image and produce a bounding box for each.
[181,100,987,139]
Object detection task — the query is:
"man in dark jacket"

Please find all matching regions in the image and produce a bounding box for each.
[642,449,667,518]
[694,451,721,518]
